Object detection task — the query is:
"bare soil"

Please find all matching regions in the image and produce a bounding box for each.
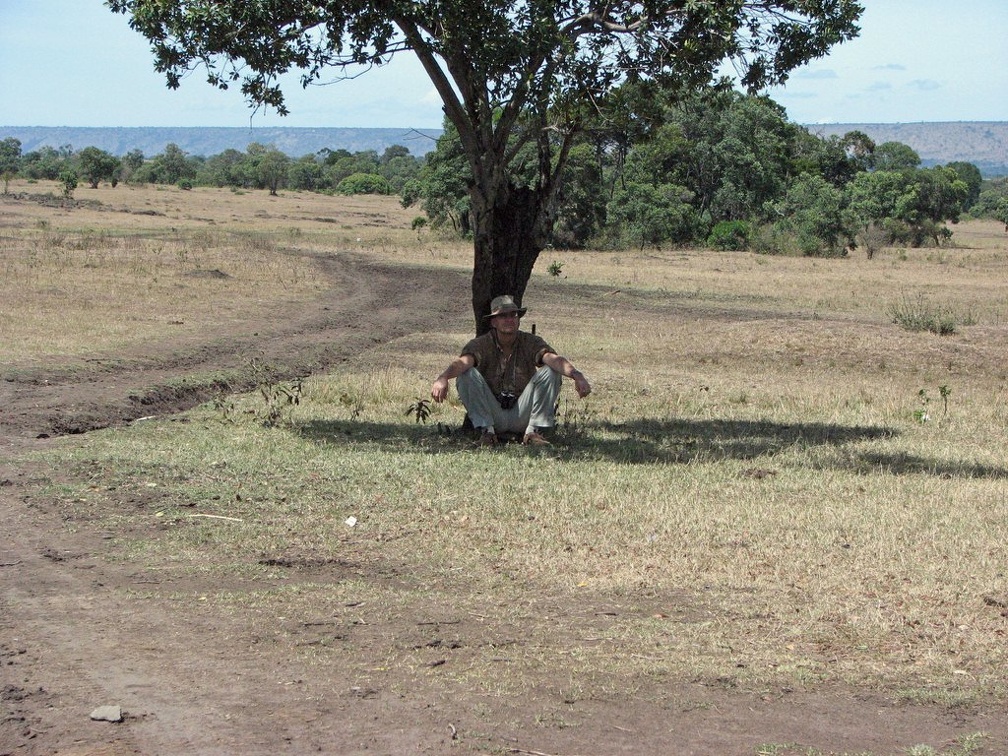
[2,247,1006,755]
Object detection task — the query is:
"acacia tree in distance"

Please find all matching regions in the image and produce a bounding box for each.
[108,0,863,333]
[77,146,121,189]
[0,137,21,194]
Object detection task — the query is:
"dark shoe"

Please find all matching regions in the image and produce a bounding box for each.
[522,431,551,446]
[478,431,498,448]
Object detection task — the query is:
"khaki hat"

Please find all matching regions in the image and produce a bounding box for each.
[485,294,527,320]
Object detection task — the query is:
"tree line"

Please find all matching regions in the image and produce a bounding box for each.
[2,88,1007,258]
[404,86,1008,257]
[0,138,421,198]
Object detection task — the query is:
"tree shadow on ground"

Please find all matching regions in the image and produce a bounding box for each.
[295,416,1008,480]
[591,418,1008,479]
[575,417,897,465]
[832,450,1008,480]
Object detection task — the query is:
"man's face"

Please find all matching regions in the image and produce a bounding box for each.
[491,311,521,334]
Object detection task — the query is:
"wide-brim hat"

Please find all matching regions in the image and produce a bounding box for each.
[485,294,527,320]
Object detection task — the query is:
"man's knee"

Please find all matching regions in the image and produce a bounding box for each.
[457,367,497,408]
[457,367,487,391]
[534,365,562,392]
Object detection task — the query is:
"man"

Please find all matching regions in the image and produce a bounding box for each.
[430,294,592,446]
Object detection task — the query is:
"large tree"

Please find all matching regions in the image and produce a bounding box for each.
[847,166,968,247]
[76,146,121,189]
[108,0,862,332]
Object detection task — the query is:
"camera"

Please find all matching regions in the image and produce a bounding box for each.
[498,392,517,410]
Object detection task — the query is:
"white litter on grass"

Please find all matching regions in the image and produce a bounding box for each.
[345,516,358,528]
[90,705,123,723]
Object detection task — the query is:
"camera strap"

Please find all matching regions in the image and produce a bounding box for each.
[491,327,518,395]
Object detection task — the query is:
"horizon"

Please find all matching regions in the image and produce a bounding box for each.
[5,119,1008,129]
[6,122,1007,178]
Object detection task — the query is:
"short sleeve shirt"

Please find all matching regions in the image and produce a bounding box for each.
[461,330,555,398]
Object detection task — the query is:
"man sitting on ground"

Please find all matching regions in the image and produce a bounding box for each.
[430,295,592,446]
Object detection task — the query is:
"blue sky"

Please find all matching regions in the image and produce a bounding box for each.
[1,1,1005,129]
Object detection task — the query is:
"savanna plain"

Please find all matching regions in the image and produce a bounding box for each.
[1,181,1007,755]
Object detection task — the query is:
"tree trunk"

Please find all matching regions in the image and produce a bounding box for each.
[470,183,547,335]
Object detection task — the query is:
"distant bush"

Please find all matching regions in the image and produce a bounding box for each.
[971,180,1008,225]
[769,173,851,257]
[336,173,392,195]
[707,220,751,251]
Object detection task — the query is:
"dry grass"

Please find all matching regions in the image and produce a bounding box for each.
[12,181,1008,718]
[0,180,464,363]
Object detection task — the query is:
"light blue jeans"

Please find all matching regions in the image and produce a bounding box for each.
[456,365,562,434]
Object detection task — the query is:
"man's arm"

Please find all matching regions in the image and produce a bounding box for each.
[541,352,592,398]
[430,354,476,403]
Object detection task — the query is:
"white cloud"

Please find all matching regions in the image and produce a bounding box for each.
[794,69,839,80]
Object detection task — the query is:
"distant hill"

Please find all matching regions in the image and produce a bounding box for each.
[3,122,1006,177]
[0,126,443,159]
[804,122,1008,177]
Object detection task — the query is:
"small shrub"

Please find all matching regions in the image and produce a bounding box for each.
[178,178,193,190]
[856,222,889,259]
[887,292,971,335]
[707,220,751,251]
[59,169,78,198]
[259,378,303,427]
[938,384,952,416]
[882,218,913,246]
[913,388,931,423]
[404,397,432,424]
[547,260,564,277]
[798,234,848,258]
[750,224,793,255]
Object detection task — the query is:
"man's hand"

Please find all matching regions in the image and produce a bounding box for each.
[431,376,450,403]
[543,353,592,399]
[430,355,475,403]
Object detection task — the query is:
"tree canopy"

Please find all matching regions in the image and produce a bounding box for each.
[109,0,863,330]
[76,147,121,189]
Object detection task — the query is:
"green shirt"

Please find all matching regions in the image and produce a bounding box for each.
[461,330,554,398]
